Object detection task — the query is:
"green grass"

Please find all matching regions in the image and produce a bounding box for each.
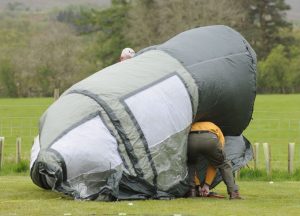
[0,98,52,170]
[1,176,300,216]
[244,94,300,170]
[0,160,30,175]
[0,96,300,215]
[240,168,300,181]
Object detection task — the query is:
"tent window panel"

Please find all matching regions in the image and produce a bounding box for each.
[124,75,192,148]
[51,116,122,180]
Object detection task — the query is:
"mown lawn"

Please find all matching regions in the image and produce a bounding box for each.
[0,98,52,169]
[0,96,300,215]
[1,176,300,216]
[244,94,300,170]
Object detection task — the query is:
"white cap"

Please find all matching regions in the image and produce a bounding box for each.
[120,48,135,61]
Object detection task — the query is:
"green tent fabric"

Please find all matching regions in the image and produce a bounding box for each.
[30,25,256,200]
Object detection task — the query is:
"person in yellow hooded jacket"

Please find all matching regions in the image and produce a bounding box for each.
[187,122,242,199]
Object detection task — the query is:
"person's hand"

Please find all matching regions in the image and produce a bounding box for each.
[199,184,210,197]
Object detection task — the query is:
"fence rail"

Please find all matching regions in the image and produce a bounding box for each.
[0,116,40,138]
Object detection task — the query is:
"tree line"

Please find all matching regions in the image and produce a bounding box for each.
[0,0,299,97]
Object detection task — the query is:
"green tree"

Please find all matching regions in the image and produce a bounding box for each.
[78,0,131,67]
[243,0,292,59]
[288,44,300,92]
[0,59,17,97]
[0,12,33,97]
[13,21,95,97]
[126,0,247,50]
[258,45,292,93]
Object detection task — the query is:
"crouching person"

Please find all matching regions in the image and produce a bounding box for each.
[187,122,242,199]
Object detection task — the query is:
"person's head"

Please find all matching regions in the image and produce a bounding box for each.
[120,48,135,61]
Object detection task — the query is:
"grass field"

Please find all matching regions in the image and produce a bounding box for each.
[244,94,300,170]
[1,176,300,216]
[0,95,300,215]
[0,98,52,173]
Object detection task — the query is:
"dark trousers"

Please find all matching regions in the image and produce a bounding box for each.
[187,132,238,194]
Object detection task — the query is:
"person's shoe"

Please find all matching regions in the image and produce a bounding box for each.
[229,190,243,200]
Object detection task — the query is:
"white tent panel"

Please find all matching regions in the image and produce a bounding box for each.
[125,75,192,148]
[51,116,122,180]
[30,136,40,169]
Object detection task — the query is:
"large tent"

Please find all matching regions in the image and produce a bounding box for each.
[30,25,256,200]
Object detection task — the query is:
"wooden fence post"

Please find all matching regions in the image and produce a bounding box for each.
[253,142,259,169]
[16,137,21,164]
[288,143,295,175]
[54,88,60,101]
[263,143,271,176]
[0,137,4,170]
